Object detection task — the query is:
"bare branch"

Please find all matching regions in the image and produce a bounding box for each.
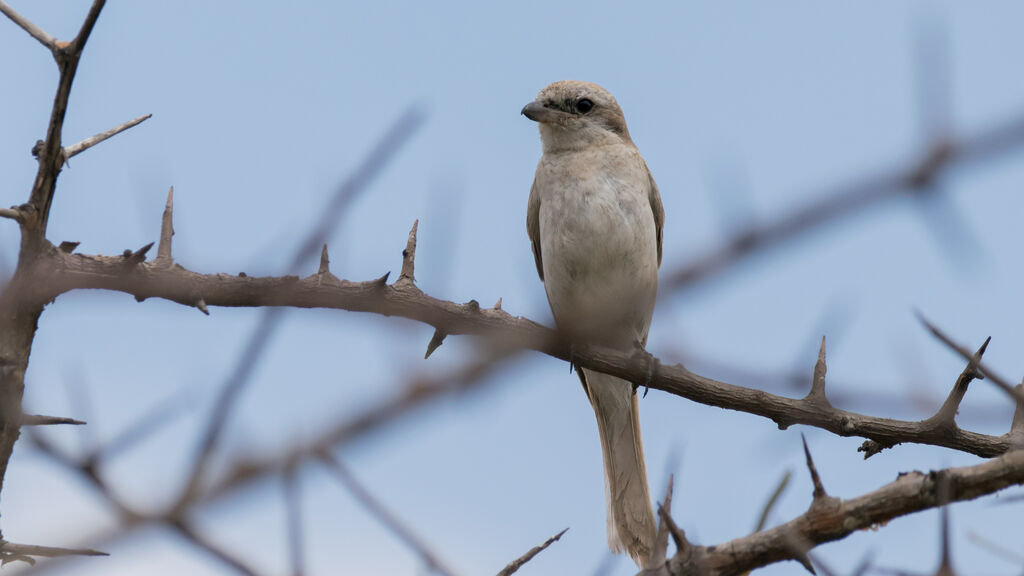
[495,528,568,576]
[319,451,458,576]
[0,1,59,53]
[646,450,1024,575]
[171,520,262,576]
[29,247,1020,460]
[61,113,152,161]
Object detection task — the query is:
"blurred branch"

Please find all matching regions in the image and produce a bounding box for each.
[495,528,568,576]
[176,106,424,512]
[319,451,458,576]
[664,106,1024,290]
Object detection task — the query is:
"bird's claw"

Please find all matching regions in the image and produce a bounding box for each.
[631,341,656,398]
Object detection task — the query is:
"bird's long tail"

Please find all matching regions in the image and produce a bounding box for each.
[583,368,657,568]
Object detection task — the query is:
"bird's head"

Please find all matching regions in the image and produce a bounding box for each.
[522,80,632,153]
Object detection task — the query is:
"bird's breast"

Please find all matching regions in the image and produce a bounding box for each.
[535,146,658,340]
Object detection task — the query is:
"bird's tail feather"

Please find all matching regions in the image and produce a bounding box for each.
[583,368,657,568]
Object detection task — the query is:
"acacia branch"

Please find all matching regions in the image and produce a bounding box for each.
[26,239,1017,460]
[646,448,1024,575]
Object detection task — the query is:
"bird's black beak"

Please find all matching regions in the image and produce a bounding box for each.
[521,100,558,124]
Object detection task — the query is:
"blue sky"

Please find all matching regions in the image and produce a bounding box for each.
[3,2,1024,575]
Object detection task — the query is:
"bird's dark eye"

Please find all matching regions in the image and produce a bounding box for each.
[576,98,594,114]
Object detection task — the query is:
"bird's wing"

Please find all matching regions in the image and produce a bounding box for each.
[527,175,544,280]
[645,163,665,267]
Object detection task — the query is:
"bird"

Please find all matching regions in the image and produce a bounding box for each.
[522,80,664,568]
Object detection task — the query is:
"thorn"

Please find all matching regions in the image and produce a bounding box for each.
[651,474,676,565]
[195,298,209,315]
[805,335,830,407]
[157,186,174,262]
[494,297,502,311]
[424,329,447,359]
[373,271,390,286]
[21,414,86,426]
[58,241,80,253]
[397,220,418,285]
[318,244,330,274]
[801,434,827,500]
[656,502,688,553]
[781,529,819,575]
[62,113,153,161]
[917,313,1024,411]
[932,336,991,425]
[123,242,154,266]
[1011,380,1024,439]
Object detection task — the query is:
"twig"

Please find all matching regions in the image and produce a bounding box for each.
[495,528,568,576]
[319,451,458,576]
[171,520,262,576]
[0,1,59,53]
[62,113,151,161]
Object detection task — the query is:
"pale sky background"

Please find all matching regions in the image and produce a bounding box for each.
[2,2,1024,575]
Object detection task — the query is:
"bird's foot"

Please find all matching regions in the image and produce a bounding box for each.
[631,341,657,398]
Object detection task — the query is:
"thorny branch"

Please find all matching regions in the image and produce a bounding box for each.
[642,446,1024,575]
[3,3,1024,575]
[16,239,1018,460]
